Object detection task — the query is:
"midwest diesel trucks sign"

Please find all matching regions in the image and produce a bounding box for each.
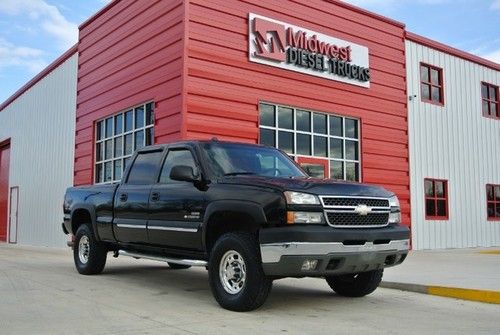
[248,13,371,88]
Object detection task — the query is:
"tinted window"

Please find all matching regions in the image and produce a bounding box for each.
[126,151,163,185]
[159,150,198,184]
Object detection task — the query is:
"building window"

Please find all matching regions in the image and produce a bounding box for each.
[486,184,500,220]
[95,102,154,183]
[420,63,444,105]
[259,103,361,181]
[424,179,448,220]
[481,82,499,119]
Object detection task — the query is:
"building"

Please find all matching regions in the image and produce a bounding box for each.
[0,0,498,249]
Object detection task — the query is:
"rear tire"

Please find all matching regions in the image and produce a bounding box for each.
[325,269,383,297]
[208,232,272,312]
[167,262,191,270]
[73,224,107,275]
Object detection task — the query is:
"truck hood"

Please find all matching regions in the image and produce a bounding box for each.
[220,176,393,198]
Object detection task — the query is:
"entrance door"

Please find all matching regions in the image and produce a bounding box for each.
[297,156,328,179]
[9,187,18,243]
[0,143,10,242]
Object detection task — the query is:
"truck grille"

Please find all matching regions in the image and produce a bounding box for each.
[321,197,389,208]
[326,212,389,227]
[320,196,391,228]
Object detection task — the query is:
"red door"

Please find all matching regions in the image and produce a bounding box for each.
[0,143,10,242]
[297,157,329,179]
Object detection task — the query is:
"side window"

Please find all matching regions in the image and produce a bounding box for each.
[159,149,198,184]
[126,151,163,185]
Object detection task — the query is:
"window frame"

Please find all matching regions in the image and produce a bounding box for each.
[258,102,362,182]
[424,178,449,220]
[94,101,155,184]
[486,184,500,221]
[481,82,499,120]
[420,62,445,106]
[157,147,200,185]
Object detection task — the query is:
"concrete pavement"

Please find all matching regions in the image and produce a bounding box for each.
[382,247,500,303]
[1,244,499,335]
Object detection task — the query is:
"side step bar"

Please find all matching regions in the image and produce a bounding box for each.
[118,250,207,267]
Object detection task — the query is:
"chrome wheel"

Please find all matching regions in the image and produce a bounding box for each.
[78,235,90,264]
[219,250,246,295]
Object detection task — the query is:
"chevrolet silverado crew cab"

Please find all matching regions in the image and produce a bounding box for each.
[63,140,409,311]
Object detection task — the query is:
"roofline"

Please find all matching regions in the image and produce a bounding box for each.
[0,44,78,112]
[326,0,405,28]
[79,0,120,30]
[406,32,500,72]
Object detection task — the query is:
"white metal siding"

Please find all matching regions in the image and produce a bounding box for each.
[0,54,77,247]
[407,40,500,249]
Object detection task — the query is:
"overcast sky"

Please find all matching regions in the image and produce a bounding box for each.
[0,0,499,103]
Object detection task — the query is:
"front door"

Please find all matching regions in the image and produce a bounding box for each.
[0,143,10,242]
[297,156,328,179]
[113,149,164,244]
[148,148,205,250]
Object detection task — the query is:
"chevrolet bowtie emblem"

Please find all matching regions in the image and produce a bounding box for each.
[354,204,372,216]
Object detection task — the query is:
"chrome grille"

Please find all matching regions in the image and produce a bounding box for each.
[321,197,389,208]
[326,212,389,227]
[320,196,391,228]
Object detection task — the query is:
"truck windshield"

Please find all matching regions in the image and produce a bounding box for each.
[202,142,306,178]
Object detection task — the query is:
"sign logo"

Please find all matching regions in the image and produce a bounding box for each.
[253,17,286,62]
[248,13,370,88]
[354,204,372,216]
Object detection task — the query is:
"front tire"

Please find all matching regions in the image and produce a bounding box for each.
[73,224,107,275]
[208,232,272,312]
[325,269,383,297]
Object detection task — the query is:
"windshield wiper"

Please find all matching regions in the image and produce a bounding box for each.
[223,172,257,177]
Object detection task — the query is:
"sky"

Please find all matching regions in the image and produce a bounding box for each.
[0,0,499,103]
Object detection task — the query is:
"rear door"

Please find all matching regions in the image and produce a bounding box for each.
[148,146,205,250]
[113,148,164,244]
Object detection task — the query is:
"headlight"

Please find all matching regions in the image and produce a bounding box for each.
[388,195,401,224]
[284,191,320,205]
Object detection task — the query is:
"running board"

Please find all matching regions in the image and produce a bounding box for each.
[118,250,207,267]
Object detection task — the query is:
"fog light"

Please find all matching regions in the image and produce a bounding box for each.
[301,259,318,271]
[388,212,401,224]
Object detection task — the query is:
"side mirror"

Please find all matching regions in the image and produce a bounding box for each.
[170,165,198,182]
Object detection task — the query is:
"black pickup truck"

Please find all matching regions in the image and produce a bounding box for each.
[63,140,409,311]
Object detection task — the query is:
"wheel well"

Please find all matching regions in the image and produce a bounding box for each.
[71,209,92,234]
[205,211,260,253]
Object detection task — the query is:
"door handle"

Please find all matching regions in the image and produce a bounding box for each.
[119,193,128,202]
[151,192,160,201]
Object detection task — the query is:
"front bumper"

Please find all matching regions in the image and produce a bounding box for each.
[259,225,410,277]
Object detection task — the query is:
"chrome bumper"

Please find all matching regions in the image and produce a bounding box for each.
[260,239,410,263]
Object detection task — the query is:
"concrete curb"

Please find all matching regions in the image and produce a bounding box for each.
[381,281,500,304]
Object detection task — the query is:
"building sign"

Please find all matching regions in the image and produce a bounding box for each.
[248,13,371,88]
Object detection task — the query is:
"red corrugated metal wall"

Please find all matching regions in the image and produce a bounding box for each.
[184,0,410,226]
[74,0,186,185]
[73,0,410,228]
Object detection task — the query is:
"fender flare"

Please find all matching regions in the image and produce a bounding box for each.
[70,204,100,241]
[201,200,267,249]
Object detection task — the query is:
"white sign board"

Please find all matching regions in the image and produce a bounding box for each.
[248,13,371,88]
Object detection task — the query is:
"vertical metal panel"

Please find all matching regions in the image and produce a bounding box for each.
[0,54,78,247]
[185,0,411,227]
[407,40,500,249]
